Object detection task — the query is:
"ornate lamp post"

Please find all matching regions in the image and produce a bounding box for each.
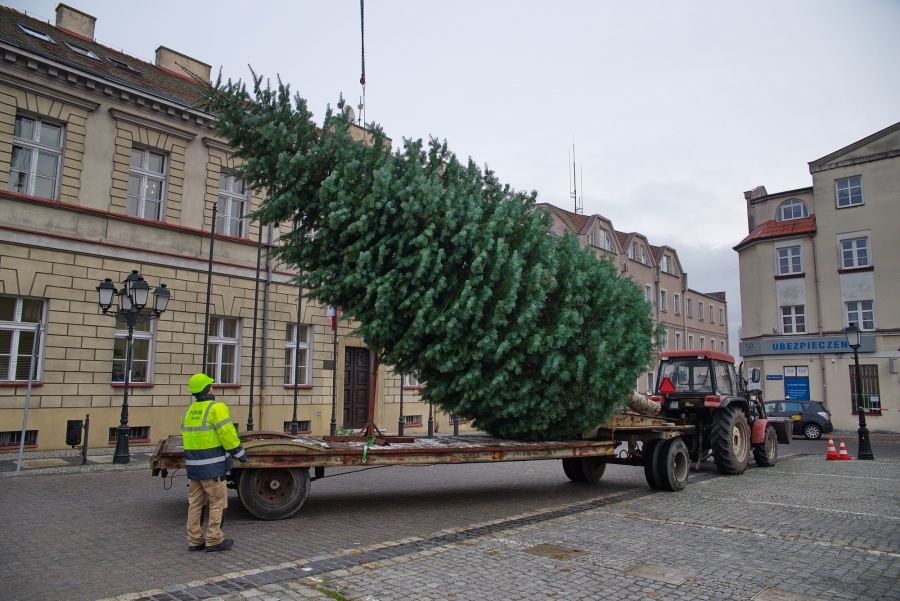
[845,323,874,460]
[97,270,171,464]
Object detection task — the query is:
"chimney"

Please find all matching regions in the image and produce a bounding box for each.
[55,4,96,40]
[155,47,211,83]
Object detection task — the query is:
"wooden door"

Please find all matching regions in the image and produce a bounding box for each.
[343,347,371,429]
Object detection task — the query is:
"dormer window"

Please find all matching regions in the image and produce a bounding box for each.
[776,198,809,222]
[66,42,100,61]
[106,57,141,75]
[17,24,55,44]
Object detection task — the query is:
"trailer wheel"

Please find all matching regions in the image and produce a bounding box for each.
[711,406,750,475]
[238,467,311,520]
[753,425,778,467]
[642,439,664,490]
[655,438,689,492]
[562,457,606,482]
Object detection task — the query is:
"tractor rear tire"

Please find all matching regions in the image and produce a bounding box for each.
[753,424,778,467]
[711,406,750,475]
[562,457,606,482]
[642,439,664,490]
[656,438,690,491]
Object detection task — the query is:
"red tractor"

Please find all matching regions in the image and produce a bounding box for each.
[650,350,789,475]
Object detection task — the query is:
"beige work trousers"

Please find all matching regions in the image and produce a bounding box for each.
[187,478,228,547]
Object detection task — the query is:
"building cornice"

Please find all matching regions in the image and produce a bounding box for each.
[0,70,100,111]
[109,108,196,141]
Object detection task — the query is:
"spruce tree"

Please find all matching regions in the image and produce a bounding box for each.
[202,73,655,441]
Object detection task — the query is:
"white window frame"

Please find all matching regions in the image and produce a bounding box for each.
[284,323,312,386]
[776,198,809,222]
[776,244,803,275]
[719,308,724,324]
[845,301,875,331]
[838,235,870,269]
[781,305,806,335]
[686,298,693,318]
[659,289,668,312]
[217,172,250,238]
[0,296,45,382]
[698,301,704,321]
[645,285,652,304]
[700,337,705,350]
[127,147,167,221]
[688,334,694,350]
[660,328,668,350]
[674,293,681,315]
[113,318,155,384]
[675,332,682,350]
[403,371,422,387]
[720,341,726,353]
[640,246,649,265]
[8,114,63,200]
[586,229,596,247]
[709,304,715,324]
[835,176,863,208]
[599,228,612,251]
[207,316,240,385]
[710,338,716,351]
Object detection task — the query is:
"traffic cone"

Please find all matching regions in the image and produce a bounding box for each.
[826,437,839,460]
[838,440,852,460]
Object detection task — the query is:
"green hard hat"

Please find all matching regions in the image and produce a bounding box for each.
[188,373,214,394]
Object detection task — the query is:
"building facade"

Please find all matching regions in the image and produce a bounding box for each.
[538,203,730,393]
[735,122,900,432]
[0,4,457,452]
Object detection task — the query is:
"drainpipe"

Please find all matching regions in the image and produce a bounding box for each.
[811,234,827,403]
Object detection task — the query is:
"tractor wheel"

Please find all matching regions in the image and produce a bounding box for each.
[238,467,311,520]
[642,439,664,490]
[655,438,690,492]
[754,424,778,467]
[711,406,751,475]
[562,457,606,482]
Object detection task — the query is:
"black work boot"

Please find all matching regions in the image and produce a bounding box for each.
[205,539,234,552]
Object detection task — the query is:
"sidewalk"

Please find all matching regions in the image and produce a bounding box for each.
[0,444,155,476]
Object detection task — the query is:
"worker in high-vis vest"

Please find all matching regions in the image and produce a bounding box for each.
[181,372,246,552]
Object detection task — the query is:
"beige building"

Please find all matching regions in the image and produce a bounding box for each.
[735,121,900,432]
[538,204,730,393]
[0,4,459,452]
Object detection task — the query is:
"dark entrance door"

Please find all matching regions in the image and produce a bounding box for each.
[343,347,371,429]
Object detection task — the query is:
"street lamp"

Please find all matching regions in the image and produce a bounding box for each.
[97,270,171,464]
[845,323,874,460]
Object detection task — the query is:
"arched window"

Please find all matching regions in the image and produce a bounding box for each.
[776,198,809,222]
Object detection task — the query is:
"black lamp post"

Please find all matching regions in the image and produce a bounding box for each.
[845,323,874,460]
[97,270,170,464]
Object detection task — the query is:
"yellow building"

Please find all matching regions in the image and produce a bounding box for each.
[735,122,900,432]
[0,4,454,452]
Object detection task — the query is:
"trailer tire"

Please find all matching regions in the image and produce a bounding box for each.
[238,467,311,520]
[711,406,750,475]
[562,457,606,482]
[753,424,778,467]
[642,439,664,490]
[656,438,690,491]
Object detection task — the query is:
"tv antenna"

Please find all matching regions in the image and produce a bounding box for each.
[569,143,583,215]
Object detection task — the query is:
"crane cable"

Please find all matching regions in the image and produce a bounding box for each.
[359,0,366,129]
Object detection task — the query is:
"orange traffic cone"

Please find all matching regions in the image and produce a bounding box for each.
[838,440,852,460]
[826,437,839,460]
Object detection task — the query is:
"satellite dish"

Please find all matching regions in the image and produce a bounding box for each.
[343,104,356,123]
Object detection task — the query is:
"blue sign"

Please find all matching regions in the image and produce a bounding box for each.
[784,378,810,401]
[766,375,783,381]
[741,335,875,356]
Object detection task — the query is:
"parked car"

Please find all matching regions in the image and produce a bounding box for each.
[763,400,833,440]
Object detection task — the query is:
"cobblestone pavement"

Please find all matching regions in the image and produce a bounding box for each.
[1,439,898,601]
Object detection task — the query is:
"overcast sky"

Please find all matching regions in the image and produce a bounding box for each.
[11,0,900,356]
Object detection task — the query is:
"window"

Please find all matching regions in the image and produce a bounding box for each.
[661,256,670,273]
[840,237,869,269]
[8,115,63,200]
[781,305,806,334]
[675,332,682,350]
[599,229,613,251]
[674,293,681,315]
[628,242,637,260]
[720,341,726,353]
[846,301,874,331]
[217,173,249,238]
[640,246,649,265]
[17,23,55,43]
[646,373,653,393]
[586,229,596,246]
[688,334,694,350]
[698,302,704,321]
[127,148,166,220]
[777,245,802,275]
[659,289,667,312]
[660,329,668,350]
[65,41,100,60]
[710,338,716,351]
[850,364,880,414]
[686,298,693,318]
[645,285,652,304]
[283,420,312,434]
[699,337,705,350]
[108,425,149,442]
[714,362,735,396]
[709,304,715,324]
[776,199,809,222]
[106,57,140,74]
[284,323,311,385]
[404,415,423,426]
[719,308,724,324]
[207,317,239,384]
[0,429,37,448]
[113,318,153,383]
[836,176,863,208]
[403,372,422,387]
[0,296,44,381]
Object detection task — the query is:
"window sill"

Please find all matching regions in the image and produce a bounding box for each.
[774,273,805,280]
[852,410,881,417]
[402,422,424,428]
[283,385,313,390]
[0,381,43,387]
[111,382,152,387]
[213,384,241,389]
[108,438,151,444]
[838,266,874,274]
[0,444,37,451]
[402,386,424,391]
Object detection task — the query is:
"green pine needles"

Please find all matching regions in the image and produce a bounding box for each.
[202,72,655,441]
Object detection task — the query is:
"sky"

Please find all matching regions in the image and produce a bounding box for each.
[10,0,900,357]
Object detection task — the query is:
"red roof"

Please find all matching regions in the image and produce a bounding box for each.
[733,215,816,251]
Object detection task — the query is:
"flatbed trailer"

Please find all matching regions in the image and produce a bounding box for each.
[151,412,694,520]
